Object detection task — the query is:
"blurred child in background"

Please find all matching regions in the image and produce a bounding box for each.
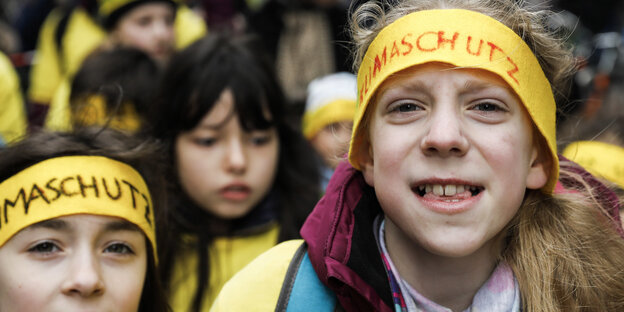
[302,71,356,191]
[45,47,160,132]
[148,34,319,311]
[43,0,182,132]
[27,0,206,127]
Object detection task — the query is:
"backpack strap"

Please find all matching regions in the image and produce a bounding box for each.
[275,242,339,312]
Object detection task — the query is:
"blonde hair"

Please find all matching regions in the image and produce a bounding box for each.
[503,162,624,310]
[350,0,624,310]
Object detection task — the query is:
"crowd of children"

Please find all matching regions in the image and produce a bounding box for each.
[0,0,623,311]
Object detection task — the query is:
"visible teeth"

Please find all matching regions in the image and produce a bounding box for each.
[433,184,444,196]
[421,184,474,196]
[444,185,456,196]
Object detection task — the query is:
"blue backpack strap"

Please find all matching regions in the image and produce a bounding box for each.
[275,242,338,312]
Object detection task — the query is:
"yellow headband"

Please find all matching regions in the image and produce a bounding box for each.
[0,156,157,262]
[348,9,558,193]
[562,141,624,190]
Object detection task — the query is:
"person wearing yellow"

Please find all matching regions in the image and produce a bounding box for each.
[28,0,206,127]
[0,51,26,145]
[212,1,624,311]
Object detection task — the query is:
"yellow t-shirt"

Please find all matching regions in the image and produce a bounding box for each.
[169,223,280,311]
[0,52,26,144]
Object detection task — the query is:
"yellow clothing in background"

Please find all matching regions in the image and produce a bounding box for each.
[0,52,27,144]
[28,5,206,106]
[169,223,280,311]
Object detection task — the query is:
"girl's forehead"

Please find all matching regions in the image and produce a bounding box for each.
[378,62,514,93]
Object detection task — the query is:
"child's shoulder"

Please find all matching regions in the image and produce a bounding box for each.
[210,239,304,311]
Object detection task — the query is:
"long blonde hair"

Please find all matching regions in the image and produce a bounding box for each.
[350,1,624,310]
[503,162,624,311]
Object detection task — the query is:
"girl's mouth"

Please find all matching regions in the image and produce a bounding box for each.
[413,184,483,198]
[220,185,251,201]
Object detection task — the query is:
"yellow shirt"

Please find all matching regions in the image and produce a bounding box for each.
[169,223,280,311]
[0,52,26,144]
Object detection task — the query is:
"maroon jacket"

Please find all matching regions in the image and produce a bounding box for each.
[300,156,622,312]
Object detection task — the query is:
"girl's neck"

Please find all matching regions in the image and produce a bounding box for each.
[384,219,502,312]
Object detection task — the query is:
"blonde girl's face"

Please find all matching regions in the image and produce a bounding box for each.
[175,89,280,219]
[0,214,148,312]
[110,2,176,64]
[360,62,548,259]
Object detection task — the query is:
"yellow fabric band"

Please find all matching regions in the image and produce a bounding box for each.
[562,141,624,190]
[303,99,356,139]
[0,156,157,261]
[72,94,142,132]
[348,9,558,193]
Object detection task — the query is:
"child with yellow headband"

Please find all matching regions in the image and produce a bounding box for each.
[212,1,624,311]
[0,128,169,311]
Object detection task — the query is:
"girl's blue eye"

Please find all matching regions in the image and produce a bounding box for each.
[472,102,501,111]
[395,103,421,112]
[28,241,60,254]
[104,243,134,255]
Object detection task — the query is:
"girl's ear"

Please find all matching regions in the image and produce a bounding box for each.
[526,144,549,190]
[359,139,375,187]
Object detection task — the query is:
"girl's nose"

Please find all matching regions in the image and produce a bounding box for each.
[225,139,247,174]
[420,108,469,157]
[61,252,105,298]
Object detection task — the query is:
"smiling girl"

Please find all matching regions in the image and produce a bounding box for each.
[212,1,624,311]
[148,34,320,311]
[0,128,168,312]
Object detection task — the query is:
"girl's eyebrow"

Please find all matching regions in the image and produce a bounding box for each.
[378,79,430,99]
[104,220,141,233]
[26,219,140,233]
[461,79,513,95]
[28,219,68,231]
